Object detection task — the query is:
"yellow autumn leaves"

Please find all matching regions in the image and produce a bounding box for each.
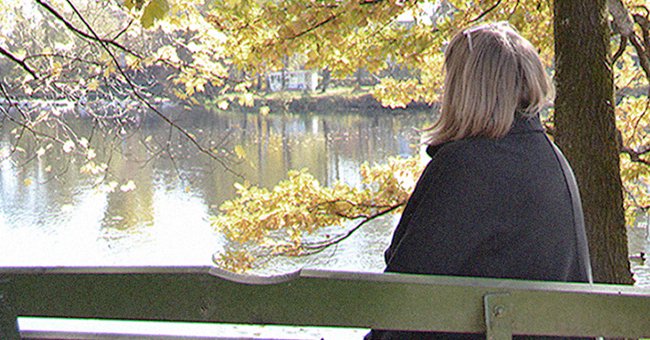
[124,0,170,29]
[617,95,650,224]
[211,156,423,272]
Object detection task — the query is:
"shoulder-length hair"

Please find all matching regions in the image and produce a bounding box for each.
[422,22,554,145]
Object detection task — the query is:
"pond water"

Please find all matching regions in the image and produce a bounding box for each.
[1,105,648,286]
[0,106,425,273]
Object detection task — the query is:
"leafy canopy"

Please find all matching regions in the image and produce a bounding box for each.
[1,0,649,272]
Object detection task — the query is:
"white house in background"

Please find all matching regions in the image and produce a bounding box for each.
[267,70,318,92]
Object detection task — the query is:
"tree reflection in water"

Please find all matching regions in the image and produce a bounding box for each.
[0,107,428,270]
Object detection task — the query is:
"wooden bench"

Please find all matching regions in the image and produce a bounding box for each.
[1,266,649,339]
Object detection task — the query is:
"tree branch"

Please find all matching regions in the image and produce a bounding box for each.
[611,36,628,64]
[23,52,104,67]
[35,0,143,59]
[507,0,521,20]
[0,46,38,79]
[39,0,229,87]
[285,14,338,41]
[608,0,635,36]
[299,203,403,252]
[609,1,650,85]
[469,0,502,23]
[112,18,134,41]
[60,0,242,178]
[0,82,65,146]
[622,145,650,165]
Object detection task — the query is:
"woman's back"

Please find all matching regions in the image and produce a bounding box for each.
[369,116,590,340]
[384,115,588,282]
[368,22,590,339]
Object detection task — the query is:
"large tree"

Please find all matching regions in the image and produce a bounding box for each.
[211,1,646,280]
[1,1,648,280]
[554,0,632,284]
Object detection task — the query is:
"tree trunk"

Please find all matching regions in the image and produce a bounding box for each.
[320,68,331,93]
[554,0,633,284]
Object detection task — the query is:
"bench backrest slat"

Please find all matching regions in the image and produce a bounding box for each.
[1,267,649,339]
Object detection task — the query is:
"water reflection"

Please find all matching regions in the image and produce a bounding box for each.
[1,106,648,287]
[0,107,429,269]
[628,223,650,287]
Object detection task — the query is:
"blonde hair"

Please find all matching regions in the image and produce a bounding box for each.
[422,22,554,145]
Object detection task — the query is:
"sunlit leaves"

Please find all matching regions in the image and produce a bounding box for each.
[140,0,170,28]
[120,180,137,192]
[215,250,255,273]
[211,156,423,271]
[616,95,650,221]
[217,100,229,110]
[80,161,108,176]
[609,1,650,223]
[62,140,75,153]
[124,0,146,11]
[373,77,427,108]
[204,0,410,78]
[50,61,63,78]
[3,0,650,270]
[233,144,246,159]
[87,79,100,91]
[237,92,255,107]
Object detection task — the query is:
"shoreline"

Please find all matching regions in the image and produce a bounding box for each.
[2,93,436,117]
[215,93,436,115]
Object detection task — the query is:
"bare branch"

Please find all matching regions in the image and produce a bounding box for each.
[112,18,134,41]
[631,96,650,133]
[622,145,650,165]
[626,36,650,85]
[38,0,229,100]
[608,0,635,36]
[612,36,628,64]
[507,0,521,20]
[0,46,38,79]
[35,0,143,59]
[609,1,650,89]
[634,13,650,60]
[60,0,242,178]
[23,52,104,67]
[299,203,403,252]
[0,82,70,163]
[285,14,338,41]
[469,0,502,23]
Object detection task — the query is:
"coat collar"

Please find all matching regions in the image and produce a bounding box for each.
[425,114,545,158]
[510,113,545,134]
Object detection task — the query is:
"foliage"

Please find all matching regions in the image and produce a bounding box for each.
[208,0,648,272]
[126,0,170,28]
[1,0,650,272]
[617,95,650,223]
[211,157,421,272]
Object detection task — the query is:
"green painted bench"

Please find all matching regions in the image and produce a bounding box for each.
[1,266,649,339]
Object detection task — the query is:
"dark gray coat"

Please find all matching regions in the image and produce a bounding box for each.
[368,115,590,339]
